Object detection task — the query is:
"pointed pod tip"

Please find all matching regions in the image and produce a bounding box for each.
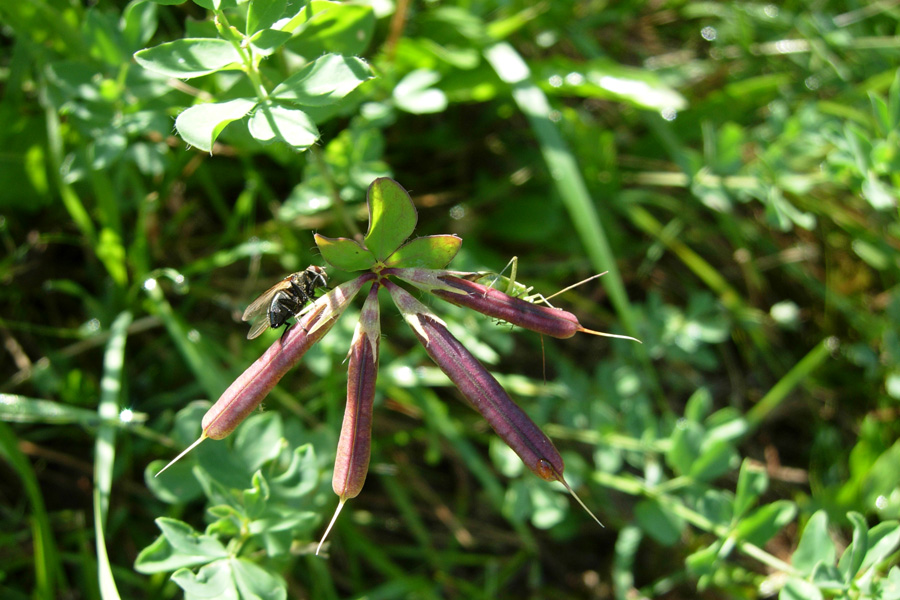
[316,498,347,557]
[539,458,604,528]
[577,326,642,344]
[155,434,208,477]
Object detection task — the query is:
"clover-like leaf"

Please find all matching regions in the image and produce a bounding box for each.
[364,178,416,262]
[248,101,319,150]
[175,98,258,153]
[315,234,376,271]
[134,38,241,78]
[384,234,462,268]
[271,54,374,107]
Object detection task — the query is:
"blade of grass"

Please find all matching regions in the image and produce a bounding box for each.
[0,421,61,598]
[483,42,663,408]
[744,338,833,432]
[483,42,636,338]
[94,310,131,600]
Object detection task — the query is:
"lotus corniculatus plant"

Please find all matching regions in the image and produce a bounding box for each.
[157,178,640,555]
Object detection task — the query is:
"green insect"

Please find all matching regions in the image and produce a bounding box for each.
[467,256,607,309]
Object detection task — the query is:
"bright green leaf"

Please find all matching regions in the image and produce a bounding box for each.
[364,178,417,262]
[779,577,823,600]
[734,459,768,519]
[314,234,375,271]
[171,560,235,598]
[247,0,287,35]
[839,512,870,582]
[285,1,375,60]
[248,102,319,150]
[134,38,241,78]
[384,234,462,268]
[393,69,448,114]
[793,510,835,574]
[861,520,900,572]
[533,57,687,111]
[175,98,257,153]
[272,54,373,106]
[232,557,287,600]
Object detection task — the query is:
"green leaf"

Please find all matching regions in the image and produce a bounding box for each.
[384,234,462,268]
[533,56,687,111]
[734,459,768,519]
[248,102,319,150]
[314,234,375,271]
[249,28,293,56]
[689,438,739,482]
[175,98,257,153]
[0,393,102,425]
[734,500,796,547]
[811,562,845,591]
[860,520,900,572]
[393,69,448,114]
[364,178,417,262]
[285,1,375,60]
[793,510,835,575]
[134,518,228,574]
[247,0,287,35]
[634,498,685,546]
[232,557,287,600]
[779,577,823,600]
[145,459,204,504]
[171,560,233,598]
[666,420,703,477]
[838,512,869,582]
[133,38,241,78]
[684,387,712,422]
[272,54,373,107]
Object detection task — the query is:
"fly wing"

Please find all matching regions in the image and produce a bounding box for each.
[242,278,290,322]
[245,316,270,340]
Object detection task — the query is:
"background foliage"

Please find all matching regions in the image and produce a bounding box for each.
[1,0,899,598]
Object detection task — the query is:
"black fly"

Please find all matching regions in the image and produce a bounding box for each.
[242,266,329,339]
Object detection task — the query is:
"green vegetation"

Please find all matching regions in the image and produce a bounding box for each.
[1,0,899,598]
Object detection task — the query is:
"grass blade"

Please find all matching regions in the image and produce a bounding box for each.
[94,310,132,599]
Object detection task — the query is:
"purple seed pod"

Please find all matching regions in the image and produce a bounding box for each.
[333,283,380,500]
[388,268,639,343]
[385,280,565,480]
[202,276,370,440]
[318,283,381,556]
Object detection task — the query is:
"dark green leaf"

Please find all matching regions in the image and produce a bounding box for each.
[133,38,241,78]
[861,520,900,572]
[232,557,287,600]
